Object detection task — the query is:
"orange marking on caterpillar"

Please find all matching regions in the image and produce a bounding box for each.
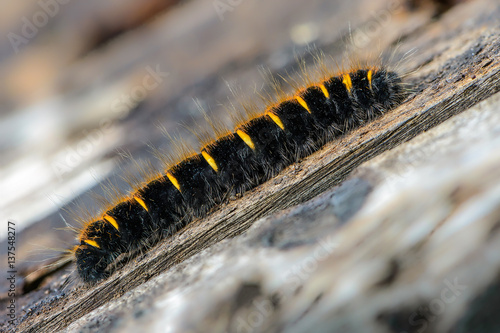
[319,84,330,99]
[134,195,149,212]
[103,214,119,231]
[167,172,181,192]
[295,96,311,113]
[236,129,256,150]
[201,149,219,172]
[84,239,100,249]
[367,70,373,90]
[342,74,353,92]
[267,112,285,130]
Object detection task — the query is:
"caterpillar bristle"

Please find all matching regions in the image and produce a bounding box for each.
[192,104,234,148]
[153,128,198,169]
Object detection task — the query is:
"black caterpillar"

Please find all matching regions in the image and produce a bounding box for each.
[73,67,405,283]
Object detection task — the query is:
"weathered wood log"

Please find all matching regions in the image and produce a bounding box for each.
[4,0,500,331]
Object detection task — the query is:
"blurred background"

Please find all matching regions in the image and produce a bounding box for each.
[6,1,500,332]
[0,0,441,286]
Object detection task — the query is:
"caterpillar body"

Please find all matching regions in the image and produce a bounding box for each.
[74,67,405,283]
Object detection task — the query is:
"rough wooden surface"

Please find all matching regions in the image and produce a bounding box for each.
[69,93,500,333]
[2,0,500,331]
[61,91,500,333]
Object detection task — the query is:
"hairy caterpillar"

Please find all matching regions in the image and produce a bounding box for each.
[73,66,406,283]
